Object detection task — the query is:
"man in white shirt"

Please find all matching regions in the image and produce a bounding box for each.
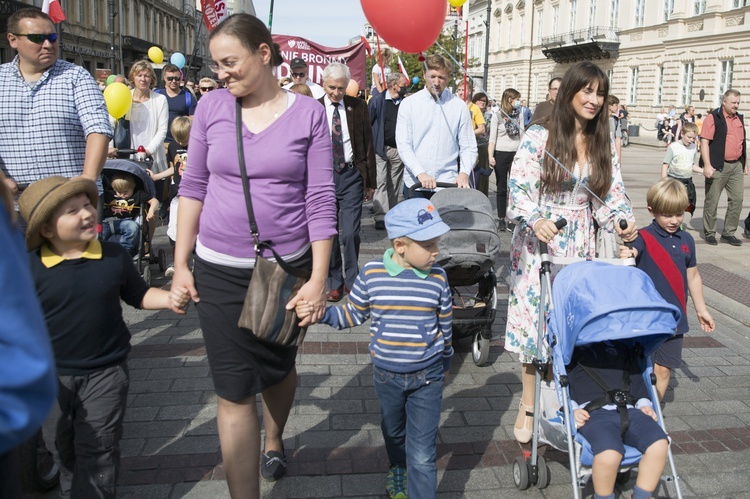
[283,57,325,99]
[395,54,476,199]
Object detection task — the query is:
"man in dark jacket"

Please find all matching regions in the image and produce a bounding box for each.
[368,72,409,230]
[319,63,376,301]
[699,89,747,246]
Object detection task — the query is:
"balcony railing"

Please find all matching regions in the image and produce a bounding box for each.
[541,26,619,48]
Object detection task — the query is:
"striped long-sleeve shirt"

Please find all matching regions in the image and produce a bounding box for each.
[322,250,453,373]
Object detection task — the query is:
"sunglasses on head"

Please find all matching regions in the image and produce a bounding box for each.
[13,33,58,44]
[166,76,181,82]
[200,87,214,92]
[291,72,306,78]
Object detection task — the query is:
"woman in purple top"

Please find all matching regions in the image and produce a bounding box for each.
[171,14,336,497]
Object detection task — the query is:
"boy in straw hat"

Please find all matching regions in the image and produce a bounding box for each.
[296,198,453,499]
[18,176,189,498]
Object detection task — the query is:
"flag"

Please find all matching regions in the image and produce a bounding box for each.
[42,0,66,24]
[360,35,372,58]
[201,0,227,32]
[397,55,409,81]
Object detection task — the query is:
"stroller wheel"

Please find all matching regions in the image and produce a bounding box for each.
[472,330,491,366]
[513,456,531,490]
[535,456,551,489]
[157,249,167,272]
[142,265,151,286]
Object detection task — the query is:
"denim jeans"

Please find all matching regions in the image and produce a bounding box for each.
[373,361,444,499]
[102,219,140,254]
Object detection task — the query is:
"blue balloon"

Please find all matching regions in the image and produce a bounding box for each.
[412,76,419,85]
[170,52,186,70]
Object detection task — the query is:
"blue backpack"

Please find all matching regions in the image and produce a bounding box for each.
[155,88,193,109]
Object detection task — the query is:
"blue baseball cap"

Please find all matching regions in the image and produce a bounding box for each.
[385,198,450,241]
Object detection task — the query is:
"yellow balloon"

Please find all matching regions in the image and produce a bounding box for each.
[103,82,133,119]
[448,0,467,7]
[148,46,163,64]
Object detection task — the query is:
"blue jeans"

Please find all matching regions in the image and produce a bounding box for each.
[373,361,444,499]
[102,219,139,253]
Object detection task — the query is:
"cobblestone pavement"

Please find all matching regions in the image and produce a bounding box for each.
[26,145,750,498]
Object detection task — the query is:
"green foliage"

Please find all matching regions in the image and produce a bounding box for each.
[365,32,466,93]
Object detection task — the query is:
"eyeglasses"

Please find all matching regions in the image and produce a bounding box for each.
[12,33,58,44]
[208,57,247,74]
[291,72,306,78]
[200,87,214,92]
[166,76,181,82]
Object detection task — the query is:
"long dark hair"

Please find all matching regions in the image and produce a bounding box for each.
[542,61,611,200]
[209,14,284,67]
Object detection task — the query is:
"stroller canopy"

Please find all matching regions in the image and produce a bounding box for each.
[102,159,157,199]
[547,261,681,366]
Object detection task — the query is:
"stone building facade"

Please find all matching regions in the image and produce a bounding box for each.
[467,0,750,130]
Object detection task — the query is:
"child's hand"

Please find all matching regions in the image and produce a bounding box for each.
[574,409,589,429]
[640,405,658,421]
[619,244,637,259]
[169,286,190,314]
[697,310,715,333]
[146,208,157,222]
[295,299,313,319]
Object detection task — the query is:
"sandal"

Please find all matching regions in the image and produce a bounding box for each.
[260,447,287,482]
[514,401,534,443]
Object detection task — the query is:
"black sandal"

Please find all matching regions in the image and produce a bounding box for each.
[260,447,287,482]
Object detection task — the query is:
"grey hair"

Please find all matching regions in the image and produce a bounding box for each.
[386,72,404,87]
[323,62,350,83]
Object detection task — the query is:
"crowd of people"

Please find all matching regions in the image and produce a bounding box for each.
[1,7,749,499]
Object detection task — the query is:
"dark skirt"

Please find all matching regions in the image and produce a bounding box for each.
[193,256,299,402]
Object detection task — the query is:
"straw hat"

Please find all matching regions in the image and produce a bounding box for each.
[18,176,98,250]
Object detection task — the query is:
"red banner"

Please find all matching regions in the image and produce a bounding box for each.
[273,35,367,91]
[201,0,227,32]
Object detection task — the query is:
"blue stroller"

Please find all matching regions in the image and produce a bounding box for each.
[513,255,685,496]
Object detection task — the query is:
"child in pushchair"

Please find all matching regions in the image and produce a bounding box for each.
[548,261,683,499]
[101,170,158,255]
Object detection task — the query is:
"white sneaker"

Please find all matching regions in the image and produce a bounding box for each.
[165,265,175,277]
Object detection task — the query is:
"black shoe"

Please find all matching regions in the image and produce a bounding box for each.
[720,235,743,246]
[497,220,506,232]
[374,220,386,230]
[744,229,750,239]
[261,449,287,482]
[705,235,718,245]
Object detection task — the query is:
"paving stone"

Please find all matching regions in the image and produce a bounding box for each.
[330,414,381,431]
[259,475,342,498]
[297,430,370,449]
[170,480,232,498]
[146,366,210,380]
[120,438,145,458]
[285,414,330,433]
[128,357,186,369]
[129,379,174,394]
[170,378,216,392]
[130,392,204,407]
[681,414,746,430]
[298,374,362,387]
[156,404,216,421]
[123,406,160,422]
[118,484,173,498]
[125,420,190,439]
[141,435,221,456]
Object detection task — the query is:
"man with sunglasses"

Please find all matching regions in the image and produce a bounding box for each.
[156,63,196,144]
[0,8,112,209]
[196,77,218,100]
[282,57,325,99]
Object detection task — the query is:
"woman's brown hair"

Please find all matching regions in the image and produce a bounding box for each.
[209,13,283,67]
[542,61,611,200]
[500,88,520,116]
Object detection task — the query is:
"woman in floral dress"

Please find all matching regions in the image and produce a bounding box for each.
[505,61,638,443]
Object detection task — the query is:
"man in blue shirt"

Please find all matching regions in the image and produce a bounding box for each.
[156,63,196,144]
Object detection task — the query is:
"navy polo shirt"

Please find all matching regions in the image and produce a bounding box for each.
[632,221,696,334]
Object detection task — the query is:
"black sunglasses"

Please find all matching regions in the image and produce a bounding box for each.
[13,33,58,44]
[291,72,306,78]
[200,87,214,92]
[166,76,181,82]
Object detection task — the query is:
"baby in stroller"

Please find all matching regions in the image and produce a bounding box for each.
[569,340,668,499]
[102,171,159,255]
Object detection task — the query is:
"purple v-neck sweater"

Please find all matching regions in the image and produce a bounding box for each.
[180,90,336,259]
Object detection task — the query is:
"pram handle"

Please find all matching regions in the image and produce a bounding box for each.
[539,218,568,256]
[113,149,153,163]
[407,182,458,196]
[619,219,633,250]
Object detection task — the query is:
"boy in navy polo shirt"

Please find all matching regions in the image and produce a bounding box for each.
[619,177,715,400]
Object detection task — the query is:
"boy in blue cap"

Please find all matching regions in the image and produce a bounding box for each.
[296,198,453,499]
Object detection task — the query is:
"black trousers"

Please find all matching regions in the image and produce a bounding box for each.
[493,150,516,219]
[329,165,364,291]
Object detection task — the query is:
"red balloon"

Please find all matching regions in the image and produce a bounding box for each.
[361,0,445,53]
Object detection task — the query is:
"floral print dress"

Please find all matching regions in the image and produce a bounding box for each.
[505,125,634,362]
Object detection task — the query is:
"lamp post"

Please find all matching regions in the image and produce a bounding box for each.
[483,0,491,87]
[108,0,116,71]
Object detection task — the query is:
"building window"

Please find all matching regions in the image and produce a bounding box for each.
[610,0,619,28]
[663,0,674,21]
[496,16,503,50]
[520,14,525,45]
[553,5,559,35]
[681,62,694,105]
[570,0,577,31]
[629,67,639,104]
[656,66,664,105]
[720,60,734,96]
[732,0,746,7]
[607,69,614,84]
[635,0,645,27]
[536,10,543,44]
[78,0,84,22]
[694,0,706,14]
[508,16,513,47]
[589,0,597,28]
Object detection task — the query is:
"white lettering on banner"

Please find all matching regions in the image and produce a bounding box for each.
[280,51,350,65]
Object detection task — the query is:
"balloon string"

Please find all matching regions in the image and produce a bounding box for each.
[431,41,616,215]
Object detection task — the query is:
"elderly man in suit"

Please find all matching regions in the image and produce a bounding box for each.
[319,63,376,301]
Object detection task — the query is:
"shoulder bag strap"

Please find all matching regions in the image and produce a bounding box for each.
[235,98,310,279]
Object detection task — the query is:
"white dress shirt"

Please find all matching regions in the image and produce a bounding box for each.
[323,95,353,163]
